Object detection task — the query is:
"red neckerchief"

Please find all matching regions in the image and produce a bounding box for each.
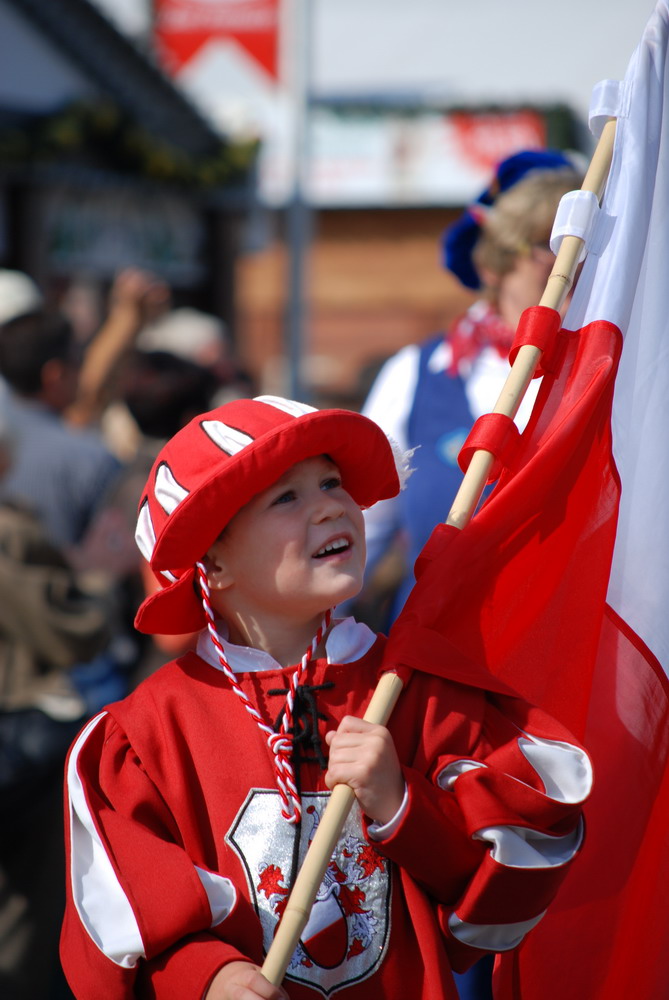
[446,301,514,376]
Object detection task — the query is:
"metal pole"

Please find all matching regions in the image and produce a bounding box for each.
[285,0,313,401]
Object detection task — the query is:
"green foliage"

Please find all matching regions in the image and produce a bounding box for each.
[0,99,258,190]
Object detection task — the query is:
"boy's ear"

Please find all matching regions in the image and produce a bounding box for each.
[203,539,235,591]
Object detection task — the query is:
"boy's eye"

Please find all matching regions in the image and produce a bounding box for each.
[321,476,342,491]
[271,490,296,506]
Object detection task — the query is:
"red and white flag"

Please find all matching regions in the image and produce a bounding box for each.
[384,3,669,997]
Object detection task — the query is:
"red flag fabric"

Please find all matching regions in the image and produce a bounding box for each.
[386,317,621,733]
[383,3,669,996]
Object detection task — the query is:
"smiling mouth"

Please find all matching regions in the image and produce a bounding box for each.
[313,537,351,558]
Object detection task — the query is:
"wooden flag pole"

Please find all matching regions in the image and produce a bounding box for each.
[261,118,617,988]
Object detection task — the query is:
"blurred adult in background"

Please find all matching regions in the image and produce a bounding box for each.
[71,275,253,461]
[63,268,171,447]
[0,416,109,1000]
[359,151,582,633]
[0,308,122,551]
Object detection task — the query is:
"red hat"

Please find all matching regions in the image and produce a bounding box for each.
[134,395,402,635]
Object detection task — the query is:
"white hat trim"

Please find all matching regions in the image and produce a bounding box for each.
[155,462,190,516]
[135,500,157,562]
[202,420,254,455]
[135,501,178,582]
[253,395,317,417]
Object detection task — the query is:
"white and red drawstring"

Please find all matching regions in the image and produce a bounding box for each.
[196,561,332,824]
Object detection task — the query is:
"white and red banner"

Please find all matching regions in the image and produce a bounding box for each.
[154,0,280,79]
[383,2,669,996]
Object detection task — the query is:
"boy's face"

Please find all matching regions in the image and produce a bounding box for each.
[206,455,366,625]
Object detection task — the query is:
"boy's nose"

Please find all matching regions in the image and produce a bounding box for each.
[311,491,345,521]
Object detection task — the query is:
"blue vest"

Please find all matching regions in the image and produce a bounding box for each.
[393,333,475,616]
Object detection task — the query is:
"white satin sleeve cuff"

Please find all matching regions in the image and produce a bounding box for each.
[367,783,409,841]
[194,867,237,927]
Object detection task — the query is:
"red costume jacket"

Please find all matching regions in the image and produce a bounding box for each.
[60,622,590,999]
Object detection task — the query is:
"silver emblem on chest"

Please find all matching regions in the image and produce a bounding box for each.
[227,789,392,996]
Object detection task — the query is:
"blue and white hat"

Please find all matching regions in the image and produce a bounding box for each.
[442,149,576,290]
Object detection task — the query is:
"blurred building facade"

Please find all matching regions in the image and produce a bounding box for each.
[233,100,579,401]
[30,0,653,399]
[0,0,256,330]
[127,0,593,398]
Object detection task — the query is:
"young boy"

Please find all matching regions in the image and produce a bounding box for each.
[60,395,591,1000]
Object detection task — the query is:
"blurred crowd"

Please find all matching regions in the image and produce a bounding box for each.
[0,265,254,1000]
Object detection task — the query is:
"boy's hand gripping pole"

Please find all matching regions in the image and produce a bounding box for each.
[261,118,616,988]
[261,670,404,986]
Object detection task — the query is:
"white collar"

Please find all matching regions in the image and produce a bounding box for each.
[196,617,377,674]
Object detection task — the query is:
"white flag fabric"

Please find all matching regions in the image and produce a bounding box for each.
[567,0,669,675]
[496,4,669,995]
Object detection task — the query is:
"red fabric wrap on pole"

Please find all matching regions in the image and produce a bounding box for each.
[509,306,564,376]
[458,413,521,482]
